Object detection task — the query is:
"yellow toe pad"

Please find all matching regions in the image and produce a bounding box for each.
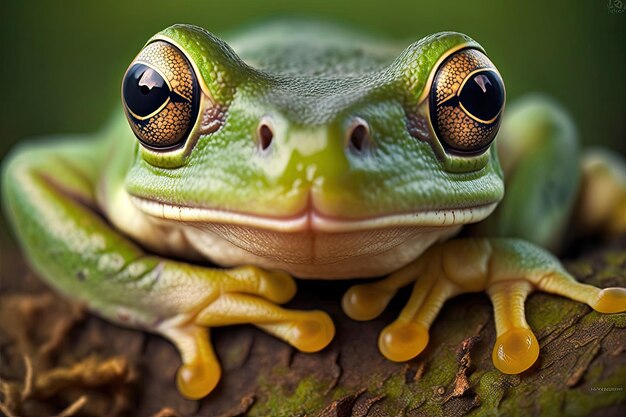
[379,321,429,362]
[593,287,626,313]
[342,284,394,321]
[492,328,539,374]
[176,360,221,400]
[290,311,335,353]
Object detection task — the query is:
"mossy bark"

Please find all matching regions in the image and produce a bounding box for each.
[1,237,625,417]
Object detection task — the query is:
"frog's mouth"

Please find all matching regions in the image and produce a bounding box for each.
[128,194,498,277]
[129,194,498,233]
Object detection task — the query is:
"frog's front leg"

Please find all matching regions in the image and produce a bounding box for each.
[2,138,334,400]
[343,238,626,373]
[151,264,334,399]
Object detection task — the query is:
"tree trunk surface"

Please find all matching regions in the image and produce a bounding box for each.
[1,238,626,417]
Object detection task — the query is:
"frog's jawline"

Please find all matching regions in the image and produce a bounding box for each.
[127,195,498,278]
[129,195,498,233]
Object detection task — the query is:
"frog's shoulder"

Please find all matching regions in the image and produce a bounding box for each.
[225,18,403,77]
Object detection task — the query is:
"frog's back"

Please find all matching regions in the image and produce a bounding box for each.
[226,19,402,77]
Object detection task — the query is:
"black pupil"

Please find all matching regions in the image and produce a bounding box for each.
[123,63,170,117]
[458,71,504,121]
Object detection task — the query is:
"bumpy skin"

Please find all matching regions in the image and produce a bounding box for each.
[3,20,626,399]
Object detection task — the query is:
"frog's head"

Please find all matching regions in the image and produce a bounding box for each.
[121,24,505,277]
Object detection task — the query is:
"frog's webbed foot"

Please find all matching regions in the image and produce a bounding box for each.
[157,266,334,399]
[342,238,626,374]
[343,252,459,362]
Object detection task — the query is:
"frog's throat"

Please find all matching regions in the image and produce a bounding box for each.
[129,195,498,233]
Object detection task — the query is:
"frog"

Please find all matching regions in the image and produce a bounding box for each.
[3,20,626,400]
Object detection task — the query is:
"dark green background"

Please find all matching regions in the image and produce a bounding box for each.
[1,0,624,157]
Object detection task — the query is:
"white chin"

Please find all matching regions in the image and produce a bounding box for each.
[182,223,462,279]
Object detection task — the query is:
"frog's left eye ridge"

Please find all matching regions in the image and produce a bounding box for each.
[429,48,505,155]
[122,41,200,150]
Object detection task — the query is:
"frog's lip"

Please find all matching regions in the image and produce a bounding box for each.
[129,195,498,233]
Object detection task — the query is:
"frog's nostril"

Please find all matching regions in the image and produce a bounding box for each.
[348,119,370,153]
[257,121,274,151]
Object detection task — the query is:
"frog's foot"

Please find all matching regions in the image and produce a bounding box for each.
[576,148,626,235]
[486,280,539,373]
[158,266,334,399]
[342,238,626,374]
[344,244,462,363]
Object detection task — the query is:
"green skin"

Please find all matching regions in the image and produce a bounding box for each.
[3,20,625,399]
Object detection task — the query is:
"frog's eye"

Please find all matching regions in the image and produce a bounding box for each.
[122,41,200,150]
[429,49,505,155]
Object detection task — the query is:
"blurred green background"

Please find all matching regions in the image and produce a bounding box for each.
[0,0,624,159]
[0,0,624,244]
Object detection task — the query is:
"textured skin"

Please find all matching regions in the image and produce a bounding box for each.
[125,41,197,147]
[432,49,501,152]
[123,22,502,219]
[137,41,195,101]
[104,22,505,276]
[2,22,502,398]
[3,20,625,399]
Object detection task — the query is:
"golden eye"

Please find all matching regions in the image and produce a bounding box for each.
[430,49,505,155]
[122,41,200,150]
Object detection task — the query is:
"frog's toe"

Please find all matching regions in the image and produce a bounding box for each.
[342,284,396,321]
[258,269,297,304]
[228,265,297,304]
[534,270,626,314]
[342,257,429,322]
[197,293,335,353]
[379,321,429,362]
[487,280,540,374]
[176,356,221,400]
[376,271,459,362]
[161,326,221,399]
[492,328,539,374]
[592,287,626,313]
[260,310,335,353]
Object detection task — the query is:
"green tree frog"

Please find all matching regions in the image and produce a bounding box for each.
[3,20,626,399]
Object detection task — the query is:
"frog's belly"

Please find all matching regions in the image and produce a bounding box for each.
[180,223,460,278]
